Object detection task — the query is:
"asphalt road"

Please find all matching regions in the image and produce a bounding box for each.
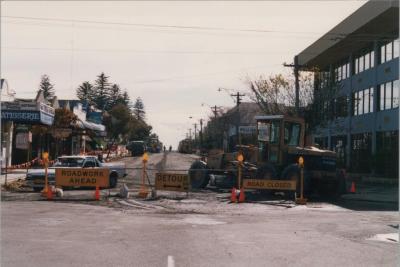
[2,201,398,267]
[1,152,399,266]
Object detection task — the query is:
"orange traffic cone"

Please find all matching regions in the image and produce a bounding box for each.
[239,187,245,203]
[95,186,100,201]
[47,187,53,200]
[350,182,356,193]
[231,187,237,203]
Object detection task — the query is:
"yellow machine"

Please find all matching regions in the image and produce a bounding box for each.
[189,115,346,197]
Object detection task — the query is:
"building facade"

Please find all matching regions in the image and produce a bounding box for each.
[297,0,399,177]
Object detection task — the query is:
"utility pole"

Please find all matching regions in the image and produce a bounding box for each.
[188,128,192,140]
[211,105,219,119]
[199,119,203,151]
[284,55,302,115]
[231,92,245,148]
[194,123,197,142]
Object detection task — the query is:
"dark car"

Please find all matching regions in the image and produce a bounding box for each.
[126,141,146,156]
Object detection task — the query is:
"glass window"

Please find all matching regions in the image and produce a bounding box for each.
[364,53,370,70]
[385,82,392,109]
[394,39,399,58]
[363,89,369,113]
[380,84,385,110]
[355,58,359,74]
[257,122,269,142]
[270,121,280,144]
[358,91,363,115]
[359,55,364,72]
[369,87,374,113]
[381,45,386,63]
[284,122,301,146]
[370,51,375,67]
[353,93,358,116]
[346,63,350,78]
[393,80,399,108]
[386,42,393,61]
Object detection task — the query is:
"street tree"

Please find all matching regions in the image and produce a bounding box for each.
[76,81,94,104]
[38,74,55,102]
[109,84,123,107]
[92,72,111,110]
[247,72,314,115]
[133,97,146,121]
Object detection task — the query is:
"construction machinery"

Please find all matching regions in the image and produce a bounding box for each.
[188,114,346,197]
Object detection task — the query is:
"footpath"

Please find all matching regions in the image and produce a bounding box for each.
[341,181,398,204]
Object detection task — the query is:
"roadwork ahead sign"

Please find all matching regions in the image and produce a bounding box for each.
[55,168,110,187]
[243,179,296,191]
[155,173,190,192]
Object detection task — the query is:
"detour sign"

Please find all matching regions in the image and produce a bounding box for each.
[55,168,110,187]
[155,173,190,192]
[243,179,296,191]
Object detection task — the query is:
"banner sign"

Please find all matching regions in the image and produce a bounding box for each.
[155,173,190,192]
[1,110,54,125]
[243,179,297,190]
[55,168,110,187]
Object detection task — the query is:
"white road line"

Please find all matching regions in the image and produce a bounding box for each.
[167,255,175,267]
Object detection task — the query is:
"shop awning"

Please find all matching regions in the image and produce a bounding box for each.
[76,119,105,132]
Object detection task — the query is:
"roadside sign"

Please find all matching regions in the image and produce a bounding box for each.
[155,173,190,192]
[15,132,30,150]
[243,179,296,190]
[55,168,110,187]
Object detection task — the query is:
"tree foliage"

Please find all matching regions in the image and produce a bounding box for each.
[247,72,314,115]
[92,72,112,110]
[76,81,94,104]
[133,97,145,121]
[38,74,55,101]
[76,73,156,146]
[54,108,78,128]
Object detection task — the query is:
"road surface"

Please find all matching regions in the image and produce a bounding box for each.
[1,152,398,267]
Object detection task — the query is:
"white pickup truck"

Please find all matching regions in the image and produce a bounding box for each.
[26,155,127,191]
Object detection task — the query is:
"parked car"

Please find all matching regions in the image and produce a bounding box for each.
[26,155,127,191]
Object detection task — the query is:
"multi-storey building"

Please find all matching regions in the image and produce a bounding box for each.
[297,0,399,177]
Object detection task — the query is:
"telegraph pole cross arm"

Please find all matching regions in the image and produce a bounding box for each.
[230,92,245,146]
[283,55,306,115]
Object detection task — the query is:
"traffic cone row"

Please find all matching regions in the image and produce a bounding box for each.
[239,188,245,203]
[231,187,237,202]
[231,187,245,203]
[350,181,356,193]
[95,186,100,201]
[47,186,53,200]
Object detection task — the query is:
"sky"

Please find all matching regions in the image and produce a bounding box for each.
[1,1,367,148]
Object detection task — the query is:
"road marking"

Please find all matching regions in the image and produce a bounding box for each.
[167,255,175,267]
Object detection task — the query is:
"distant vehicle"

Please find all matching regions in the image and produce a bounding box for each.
[126,141,146,156]
[26,155,127,191]
[147,138,162,153]
[178,139,194,154]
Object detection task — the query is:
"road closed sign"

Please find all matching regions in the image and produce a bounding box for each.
[155,173,190,192]
[243,179,296,191]
[55,168,110,187]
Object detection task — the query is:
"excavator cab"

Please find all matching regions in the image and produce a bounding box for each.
[255,115,305,166]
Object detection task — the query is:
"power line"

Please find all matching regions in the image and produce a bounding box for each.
[1,46,298,55]
[2,15,348,36]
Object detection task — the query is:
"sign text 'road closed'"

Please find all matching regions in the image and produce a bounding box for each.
[155,173,190,192]
[243,179,296,190]
[55,168,110,187]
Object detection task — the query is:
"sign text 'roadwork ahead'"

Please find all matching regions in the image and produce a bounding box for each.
[243,179,296,191]
[55,168,110,187]
[155,173,190,192]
